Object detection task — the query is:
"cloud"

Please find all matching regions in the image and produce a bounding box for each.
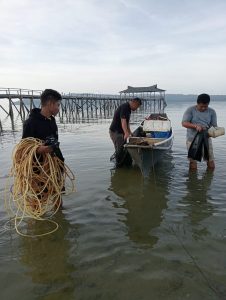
[0,0,226,93]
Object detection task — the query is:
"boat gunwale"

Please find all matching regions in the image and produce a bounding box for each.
[124,132,174,149]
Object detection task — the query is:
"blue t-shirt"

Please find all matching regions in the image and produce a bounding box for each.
[182,105,217,141]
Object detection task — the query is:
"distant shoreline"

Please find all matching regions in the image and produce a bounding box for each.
[165,94,226,102]
[5,94,226,106]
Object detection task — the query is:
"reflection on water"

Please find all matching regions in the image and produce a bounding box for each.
[184,170,214,202]
[0,114,17,132]
[109,153,173,248]
[182,170,214,240]
[19,211,77,299]
[1,100,226,300]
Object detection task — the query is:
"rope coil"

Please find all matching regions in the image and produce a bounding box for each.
[4,137,75,237]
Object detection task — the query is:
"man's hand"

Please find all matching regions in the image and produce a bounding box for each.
[124,131,131,141]
[121,118,132,141]
[182,121,205,132]
[37,145,53,154]
[195,124,204,132]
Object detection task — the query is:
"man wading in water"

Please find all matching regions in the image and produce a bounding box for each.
[22,89,64,207]
[182,93,217,170]
[109,97,142,167]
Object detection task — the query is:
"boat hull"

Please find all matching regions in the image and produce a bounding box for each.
[125,133,173,177]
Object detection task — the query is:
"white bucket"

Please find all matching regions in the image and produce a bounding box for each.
[208,126,225,138]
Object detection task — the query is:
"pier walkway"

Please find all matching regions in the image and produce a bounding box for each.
[0,86,166,131]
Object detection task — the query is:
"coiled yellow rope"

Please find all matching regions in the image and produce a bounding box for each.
[4,137,75,237]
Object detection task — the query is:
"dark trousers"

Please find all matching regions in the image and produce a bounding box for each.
[109,130,124,153]
[109,130,132,167]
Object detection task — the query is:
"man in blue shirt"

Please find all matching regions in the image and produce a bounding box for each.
[182,93,217,170]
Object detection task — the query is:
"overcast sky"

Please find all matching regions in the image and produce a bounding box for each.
[0,0,226,94]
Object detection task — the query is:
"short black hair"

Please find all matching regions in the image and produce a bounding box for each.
[41,89,62,106]
[197,93,210,104]
[131,97,142,105]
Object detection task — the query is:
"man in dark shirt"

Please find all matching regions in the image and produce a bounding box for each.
[22,89,64,161]
[109,97,142,166]
[22,89,64,208]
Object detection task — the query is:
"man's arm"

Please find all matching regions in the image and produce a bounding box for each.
[182,107,203,132]
[121,118,131,140]
[120,104,132,140]
[182,121,203,132]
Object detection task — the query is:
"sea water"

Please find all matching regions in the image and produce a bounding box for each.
[0,99,226,300]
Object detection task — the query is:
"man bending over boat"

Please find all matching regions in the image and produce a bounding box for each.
[182,93,217,170]
[109,97,142,167]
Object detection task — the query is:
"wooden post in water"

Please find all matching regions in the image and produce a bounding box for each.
[30,91,34,111]
[72,98,76,122]
[8,97,14,119]
[99,99,102,117]
[20,96,26,121]
[90,98,94,119]
[75,99,80,122]
[94,99,98,118]
[81,99,84,119]
[0,104,9,116]
[85,98,88,119]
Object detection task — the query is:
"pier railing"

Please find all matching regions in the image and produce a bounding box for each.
[0,88,166,131]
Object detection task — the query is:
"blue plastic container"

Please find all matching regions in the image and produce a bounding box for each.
[151,131,171,138]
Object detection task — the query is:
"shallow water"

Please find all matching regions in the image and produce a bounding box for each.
[0,100,226,300]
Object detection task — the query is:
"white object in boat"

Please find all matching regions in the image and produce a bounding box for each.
[143,119,171,132]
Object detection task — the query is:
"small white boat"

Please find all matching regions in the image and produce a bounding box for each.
[124,115,173,177]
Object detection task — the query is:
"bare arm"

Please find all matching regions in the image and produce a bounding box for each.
[121,118,131,140]
[182,121,203,132]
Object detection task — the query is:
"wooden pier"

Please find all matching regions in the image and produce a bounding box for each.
[0,85,166,131]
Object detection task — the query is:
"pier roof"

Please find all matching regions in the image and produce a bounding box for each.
[120,84,165,93]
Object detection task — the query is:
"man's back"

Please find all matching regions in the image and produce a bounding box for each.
[110,102,131,133]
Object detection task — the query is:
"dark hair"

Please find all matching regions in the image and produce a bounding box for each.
[197,93,210,104]
[131,97,142,105]
[41,89,62,106]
